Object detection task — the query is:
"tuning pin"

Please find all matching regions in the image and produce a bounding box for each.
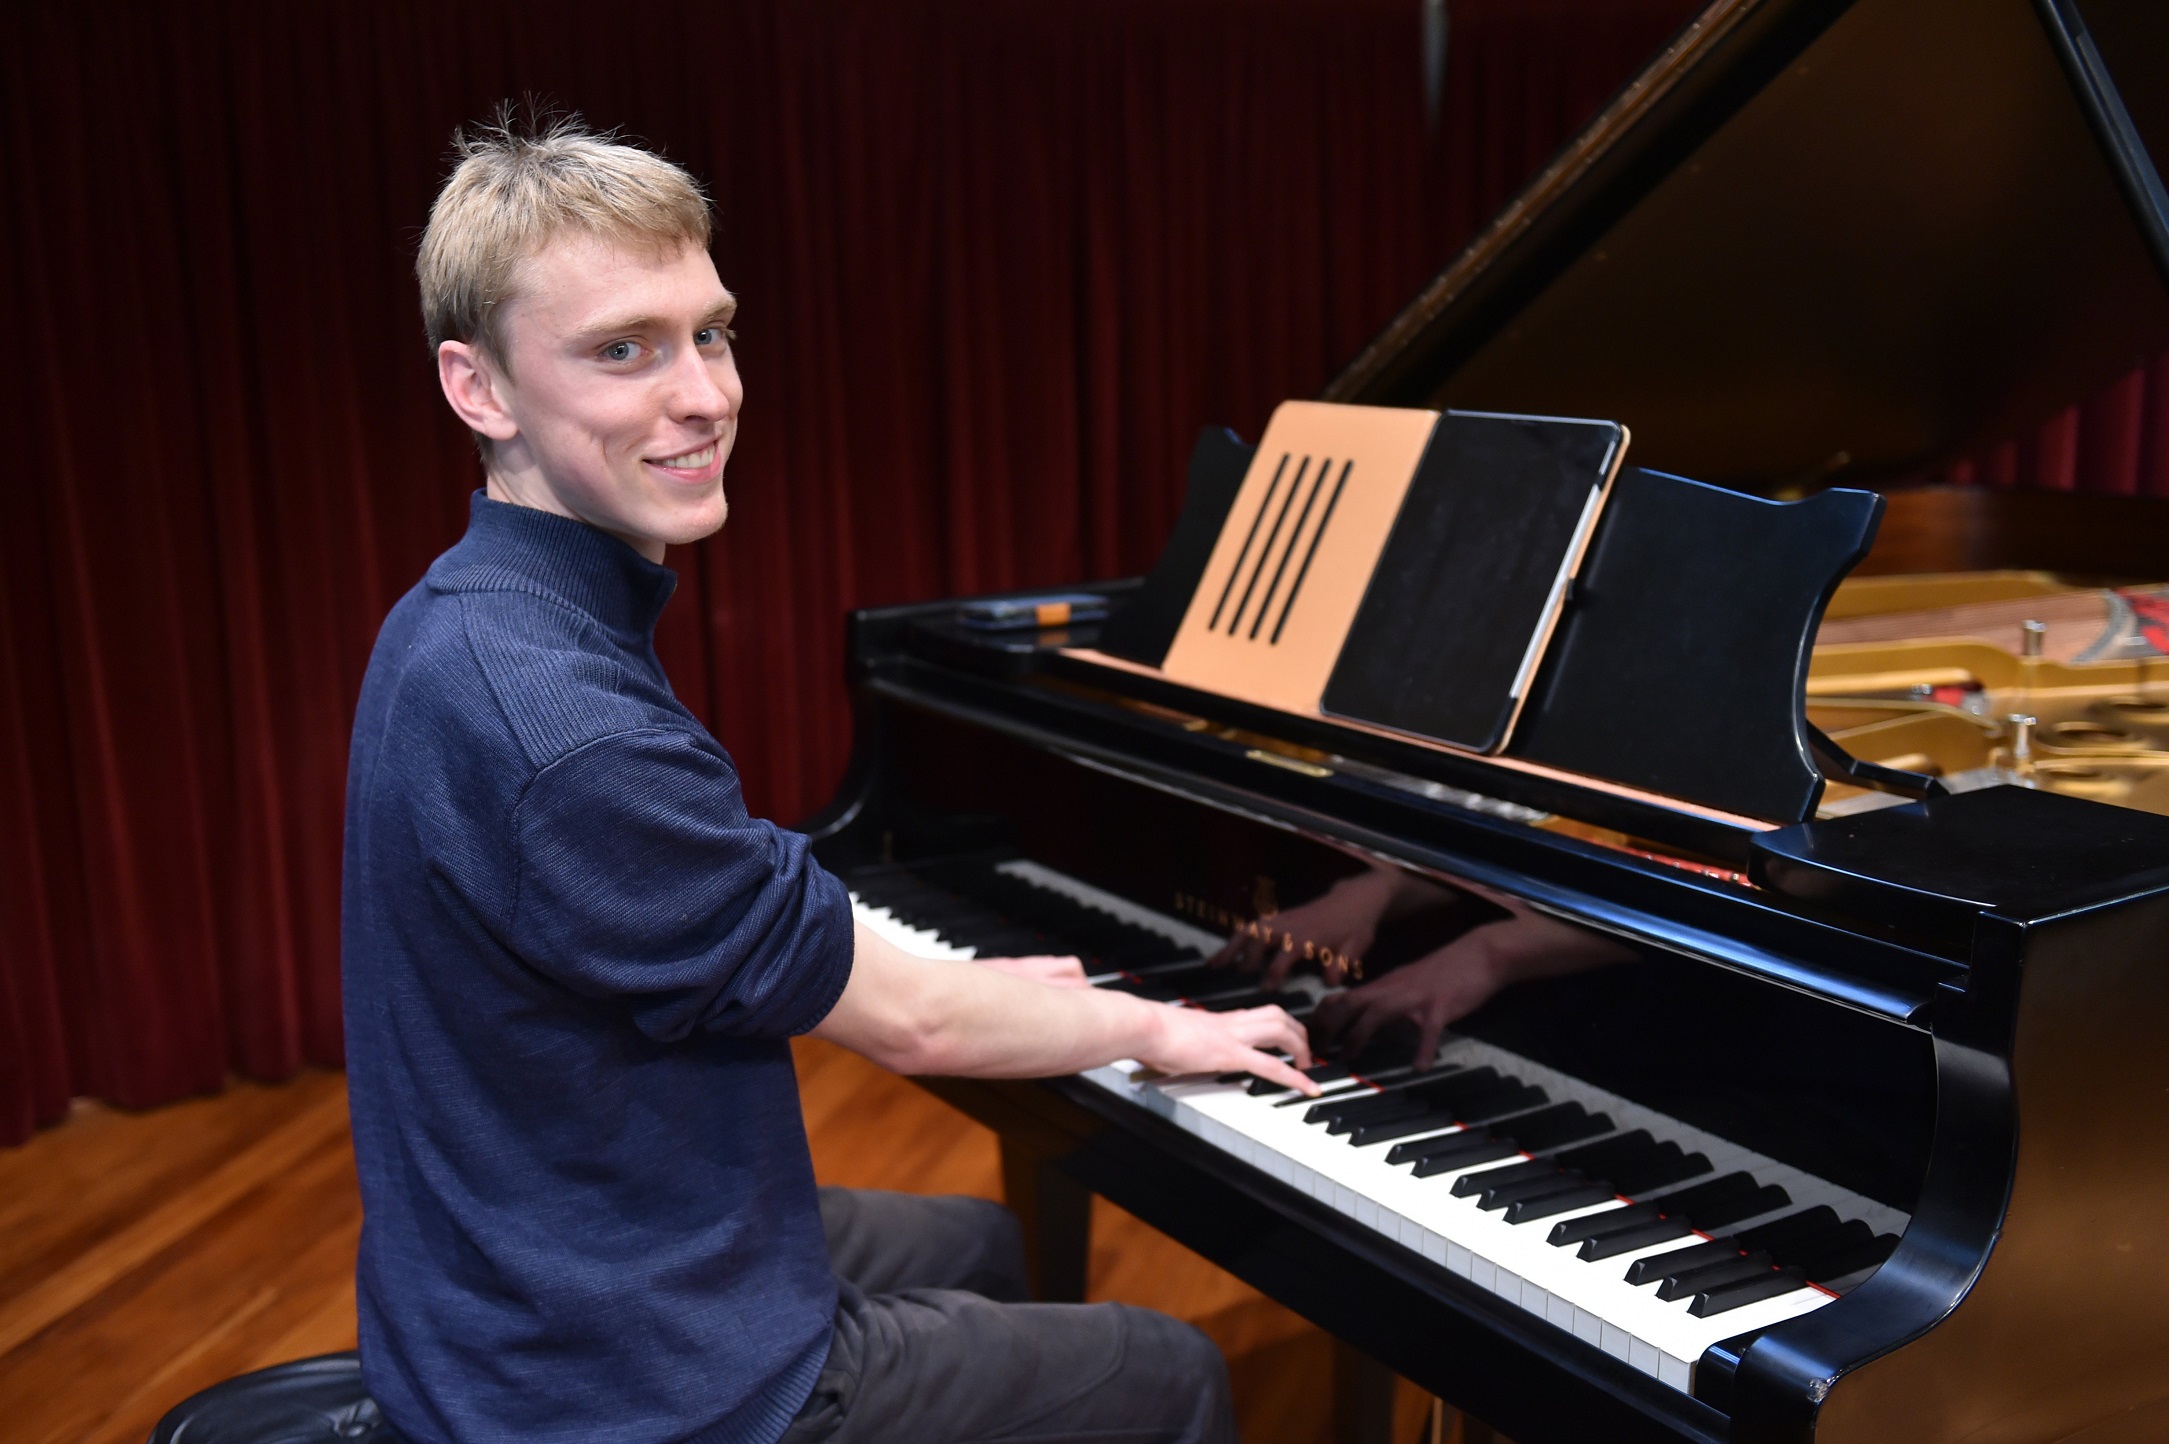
[2020,619,2047,659]
[2006,713,2039,784]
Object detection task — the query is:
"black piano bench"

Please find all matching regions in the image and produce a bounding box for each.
[147,1352,403,1444]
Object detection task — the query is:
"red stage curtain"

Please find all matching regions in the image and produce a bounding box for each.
[1937,354,2169,496]
[7,0,1972,1143]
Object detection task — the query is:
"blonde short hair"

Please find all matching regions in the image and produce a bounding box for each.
[417,113,711,368]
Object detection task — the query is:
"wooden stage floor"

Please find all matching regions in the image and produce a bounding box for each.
[0,1041,1441,1444]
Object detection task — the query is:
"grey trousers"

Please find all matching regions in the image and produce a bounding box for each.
[777,1187,1236,1444]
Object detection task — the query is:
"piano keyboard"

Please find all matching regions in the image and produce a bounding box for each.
[845,855,1907,1395]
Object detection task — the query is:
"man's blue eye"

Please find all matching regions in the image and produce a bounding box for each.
[696,327,732,347]
[603,341,637,362]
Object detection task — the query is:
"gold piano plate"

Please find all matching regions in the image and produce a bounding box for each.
[1810,570,2169,818]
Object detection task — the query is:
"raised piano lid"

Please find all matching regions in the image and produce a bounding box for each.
[1323,0,2169,494]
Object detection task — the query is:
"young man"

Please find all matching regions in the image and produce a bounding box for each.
[342,119,1318,1444]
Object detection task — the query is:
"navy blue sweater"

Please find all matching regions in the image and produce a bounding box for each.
[342,495,854,1444]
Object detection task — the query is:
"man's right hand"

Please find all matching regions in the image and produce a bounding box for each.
[818,921,1325,1095]
[1134,1002,1317,1095]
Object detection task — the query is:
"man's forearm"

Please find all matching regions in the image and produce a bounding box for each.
[813,924,1167,1075]
[810,923,1315,1091]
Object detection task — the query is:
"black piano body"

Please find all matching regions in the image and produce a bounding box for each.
[806,2,2169,1440]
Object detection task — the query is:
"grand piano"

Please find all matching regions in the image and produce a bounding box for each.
[805,1,2169,1440]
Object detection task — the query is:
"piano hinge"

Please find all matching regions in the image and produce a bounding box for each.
[1245,748,1334,779]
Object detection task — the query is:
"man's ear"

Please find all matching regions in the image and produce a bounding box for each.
[437,340,521,443]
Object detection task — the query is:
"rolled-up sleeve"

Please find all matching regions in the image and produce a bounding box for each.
[506,727,854,1041]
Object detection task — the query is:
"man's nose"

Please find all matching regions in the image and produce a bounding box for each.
[665,343,731,419]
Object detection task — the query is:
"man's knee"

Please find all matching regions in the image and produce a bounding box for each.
[1124,1305,1229,1385]
[1111,1306,1236,1444]
[946,1194,1029,1302]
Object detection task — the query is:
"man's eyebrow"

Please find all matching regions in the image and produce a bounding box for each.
[574,296,738,339]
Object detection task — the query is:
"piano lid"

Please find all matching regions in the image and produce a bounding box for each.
[1324,0,2169,493]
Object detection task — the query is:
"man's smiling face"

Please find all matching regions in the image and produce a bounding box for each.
[452,232,742,560]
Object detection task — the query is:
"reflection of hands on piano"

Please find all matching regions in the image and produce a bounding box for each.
[974,953,1092,989]
[1312,908,1637,1069]
[1210,864,1460,987]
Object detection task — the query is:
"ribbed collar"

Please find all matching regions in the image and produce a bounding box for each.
[428,492,678,640]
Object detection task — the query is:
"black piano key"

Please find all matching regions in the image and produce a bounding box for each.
[1552,1129,1657,1179]
[1409,1139,1522,1178]
[1796,1232,1899,1285]
[1576,1217,1696,1261]
[1667,1182,1790,1233]
[1449,1083,1551,1126]
[1379,1101,1587,1162]
[1325,1098,1432,1136]
[1769,1218,1871,1271]
[1503,1183,1618,1225]
[1548,1201,1657,1247]
[1654,1250,1776,1302]
[1302,1067,1482,1123]
[1498,1103,1610,1153]
[1271,1065,1430,1108]
[1606,1145,1711,1196]
[1397,1066,1502,1108]
[1689,1266,1809,1317]
[1310,1091,1418,1129]
[1477,1172,1592,1212]
[1639,1170,1754,1215]
[1735,1206,1841,1256]
[1386,1129,1483,1165]
[1347,1111,1457,1147]
[1451,1157,1559,1197]
[1302,1091,1390,1125]
[1623,1238,1747,1286]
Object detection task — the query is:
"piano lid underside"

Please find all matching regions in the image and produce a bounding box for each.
[1347,0,2169,492]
